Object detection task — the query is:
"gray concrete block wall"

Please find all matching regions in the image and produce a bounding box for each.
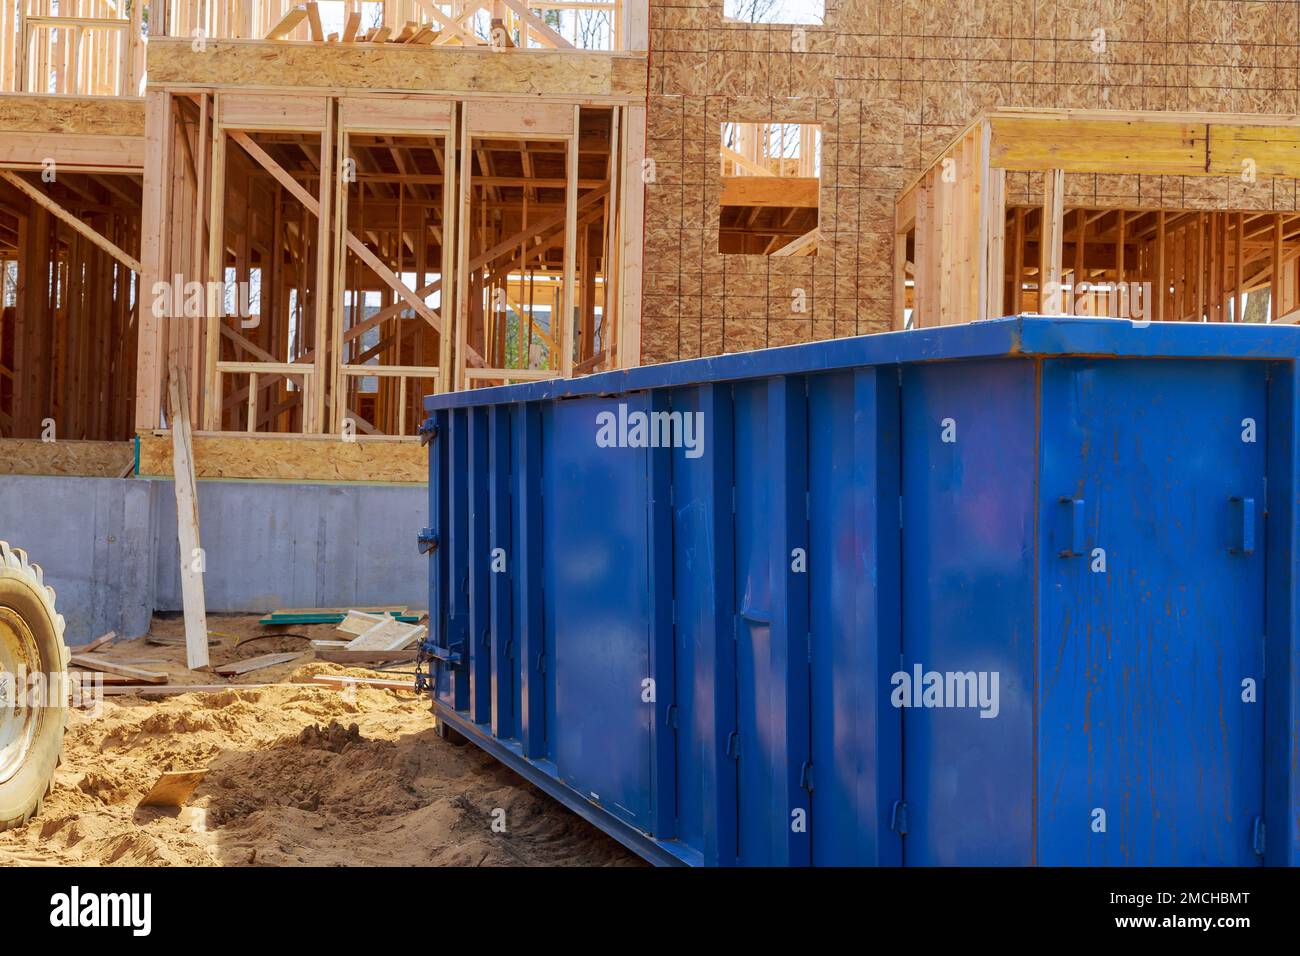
[0,475,427,645]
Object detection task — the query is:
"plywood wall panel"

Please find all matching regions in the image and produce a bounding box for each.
[640,0,1300,362]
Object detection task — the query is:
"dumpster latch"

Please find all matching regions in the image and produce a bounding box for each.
[418,417,438,446]
[890,799,908,836]
[1229,496,1256,555]
[1058,497,1086,558]
[725,730,740,760]
[417,528,438,554]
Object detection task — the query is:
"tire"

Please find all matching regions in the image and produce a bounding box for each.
[0,541,69,831]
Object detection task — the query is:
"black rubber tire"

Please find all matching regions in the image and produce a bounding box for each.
[0,541,69,831]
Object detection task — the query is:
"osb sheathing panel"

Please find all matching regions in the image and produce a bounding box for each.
[0,94,145,136]
[148,39,648,101]
[136,434,428,484]
[642,0,1300,364]
[0,439,134,478]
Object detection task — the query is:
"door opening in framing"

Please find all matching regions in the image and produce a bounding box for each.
[0,168,142,440]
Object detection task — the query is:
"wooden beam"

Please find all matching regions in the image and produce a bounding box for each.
[498,0,575,49]
[1040,169,1064,313]
[720,175,819,209]
[266,5,308,40]
[228,130,444,335]
[0,170,141,273]
[771,227,818,257]
[305,2,325,41]
[166,359,209,671]
[561,105,579,378]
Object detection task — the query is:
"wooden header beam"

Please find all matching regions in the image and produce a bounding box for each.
[147,38,648,103]
[902,108,1300,199]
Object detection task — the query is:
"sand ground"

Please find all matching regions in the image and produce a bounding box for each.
[0,614,639,867]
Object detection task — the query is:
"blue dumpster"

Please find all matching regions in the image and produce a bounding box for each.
[420,316,1300,867]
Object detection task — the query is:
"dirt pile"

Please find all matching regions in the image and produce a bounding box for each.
[0,618,637,867]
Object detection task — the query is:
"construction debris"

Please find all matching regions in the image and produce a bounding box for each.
[345,618,427,652]
[311,674,417,692]
[81,631,117,653]
[213,652,302,676]
[338,610,388,635]
[314,649,417,666]
[67,654,168,685]
[259,607,419,626]
[138,770,208,808]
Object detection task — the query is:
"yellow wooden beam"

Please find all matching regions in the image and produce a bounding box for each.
[721,175,819,208]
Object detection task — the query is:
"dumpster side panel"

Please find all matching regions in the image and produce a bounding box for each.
[487,404,519,742]
[1037,358,1268,865]
[1264,362,1300,866]
[542,395,654,829]
[670,384,738,863]
[732,379,777,864]
[808,367,903,865]
[900,358,1038,866]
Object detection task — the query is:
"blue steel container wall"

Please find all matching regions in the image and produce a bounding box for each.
[1036,358,1268,866]
[647,390,678,841]
[669,383,739,865]
[421,320,1300,868]
[428,408,451,704]
[466,406,493,726]
[807,367,902,866]
[540,395,655,831]
[439,407,471,710]
[1265,363,1300,866]
[514,401,546,759]
[899,359,1038,866]
[767,376,813,867]
[731,379,778,862]
[486,404,519,743]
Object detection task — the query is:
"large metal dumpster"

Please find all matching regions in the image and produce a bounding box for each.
[419,316,1300,866]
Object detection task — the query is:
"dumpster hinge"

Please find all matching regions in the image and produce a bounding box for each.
[725,730,740,760]
[504,638,514,661]
[1252,815,1266,857]
[536,652,546,674]
[418,417,438,447]
[799,760,814,793]
[417,527,438,555]
[666,704,679,730]
[427,640,463,667]
[890,799,908,836]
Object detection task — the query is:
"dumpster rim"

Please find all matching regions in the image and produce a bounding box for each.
[424,315,1300,413]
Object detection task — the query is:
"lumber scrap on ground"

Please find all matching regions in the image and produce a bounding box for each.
[314,649,417,665]
[139,770,208,807]
[338,609,387,635]
[167,359,210,671]
[100,683,278,696]
[213,652,301,676]
[310,675,417,692]
[81,631,117,653]
[345,619,427,652]
[68,654,168,684]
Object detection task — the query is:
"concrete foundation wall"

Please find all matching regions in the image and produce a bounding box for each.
[0,476,427,645]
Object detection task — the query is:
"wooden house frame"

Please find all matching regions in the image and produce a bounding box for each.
[895,108,1300,330]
